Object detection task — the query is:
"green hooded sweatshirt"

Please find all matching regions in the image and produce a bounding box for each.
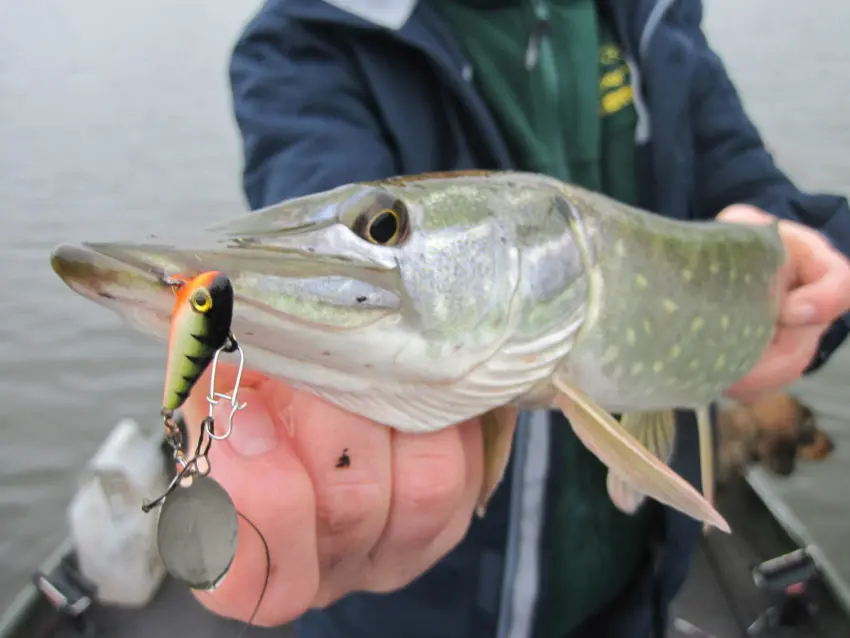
[431,2,650,636]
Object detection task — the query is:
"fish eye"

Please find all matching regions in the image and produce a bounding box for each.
[367,209,401,244]
[351,196,409,246]
[190,288,213,313]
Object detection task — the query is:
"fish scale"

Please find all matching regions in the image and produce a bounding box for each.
[561,184,783,413]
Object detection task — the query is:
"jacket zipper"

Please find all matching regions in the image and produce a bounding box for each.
[525,0,551,71]
[524,0,570,180]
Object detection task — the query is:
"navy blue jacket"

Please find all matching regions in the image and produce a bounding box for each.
[228,1,850,637]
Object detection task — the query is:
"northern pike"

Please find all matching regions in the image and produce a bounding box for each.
[50,171,788,533]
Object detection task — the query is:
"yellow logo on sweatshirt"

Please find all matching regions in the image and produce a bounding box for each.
[599,43,634,116]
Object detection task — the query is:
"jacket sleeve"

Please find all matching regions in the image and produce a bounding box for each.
[683,3,850,373]
[228,5,397,209]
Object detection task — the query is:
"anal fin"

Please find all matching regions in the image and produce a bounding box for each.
[552,377,730,533]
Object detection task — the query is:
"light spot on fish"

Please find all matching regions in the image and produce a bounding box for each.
[631,363,644,375]
[653,360,664,373]
[643,319,653,336]
[743,325,752,338]
[714,354,727,371]
[681,269,693,282]
[602,345,619,363]
[691,317,705,333]
[729,269,737,282]
[709,262,720,274]
[635,274,648,289]
[755,325,766,337]
[688,360,699,371]
[615,240,626,257]
[744,273,753,284]
[721,315,730,330]
[626,329,636,345]
[669,345,682,359]
[663,299,678,313]
[612,365,625,379]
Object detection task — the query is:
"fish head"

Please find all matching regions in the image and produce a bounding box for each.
[50,171,526,429]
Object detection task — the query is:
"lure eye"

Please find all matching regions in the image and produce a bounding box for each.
[190,288,213,313]
[351,196,409,246]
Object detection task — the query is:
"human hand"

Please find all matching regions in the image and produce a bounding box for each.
[717,204,850,402]
[179,367,483,626]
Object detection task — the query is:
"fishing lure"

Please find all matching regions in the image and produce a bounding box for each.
[160,271,236,454]
[162,271,235,411]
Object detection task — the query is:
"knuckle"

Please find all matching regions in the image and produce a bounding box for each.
[395,452,465,520]
[315,479,385,538]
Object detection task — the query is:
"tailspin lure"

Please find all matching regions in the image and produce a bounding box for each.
[142,271,265,627]
[144,270,247,510]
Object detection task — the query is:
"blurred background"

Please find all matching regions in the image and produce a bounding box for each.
[0,0,848,620]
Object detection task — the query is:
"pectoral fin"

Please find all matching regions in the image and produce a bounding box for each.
[552,378,730,533]
[606,410,676,514]
[476,405,519,518]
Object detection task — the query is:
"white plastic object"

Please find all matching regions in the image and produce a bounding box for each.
[68,418,169,607]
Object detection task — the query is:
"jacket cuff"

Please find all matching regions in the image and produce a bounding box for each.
[803,313,850,375]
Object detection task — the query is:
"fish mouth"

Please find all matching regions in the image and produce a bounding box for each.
[51,237,403,314]
[51,243,177,342]
[51,244,120,300]
[50,238,407,388]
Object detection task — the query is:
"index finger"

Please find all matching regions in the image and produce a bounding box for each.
[779,223,850,326]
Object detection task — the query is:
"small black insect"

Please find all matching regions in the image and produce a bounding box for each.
[356,295,367,303]
[335,448,351,469]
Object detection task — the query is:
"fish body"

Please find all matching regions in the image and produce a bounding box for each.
[552,183,783,413]
[50,171,786,531]
[161,271,234,413]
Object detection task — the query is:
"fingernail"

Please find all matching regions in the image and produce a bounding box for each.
[786,302,816,325]
[215,388,279,457]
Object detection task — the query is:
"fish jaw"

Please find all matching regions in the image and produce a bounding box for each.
[51,243,177,343]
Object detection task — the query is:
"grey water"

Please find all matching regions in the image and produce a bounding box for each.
[1,0,849,611]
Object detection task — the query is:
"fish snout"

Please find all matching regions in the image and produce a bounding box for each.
[51,244,117,300]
